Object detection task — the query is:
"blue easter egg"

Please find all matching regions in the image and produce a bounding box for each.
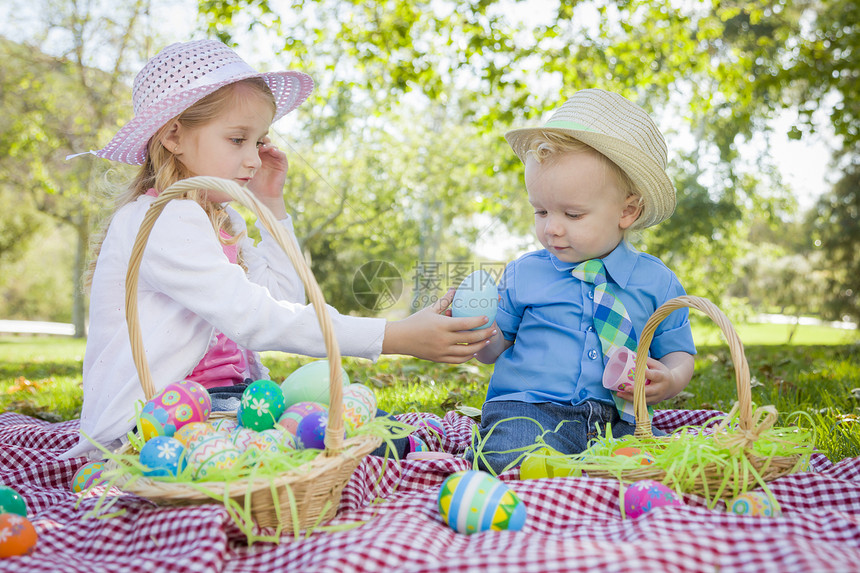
[451,270,498,329]
[296,410,346,450]
[139,436,187,477]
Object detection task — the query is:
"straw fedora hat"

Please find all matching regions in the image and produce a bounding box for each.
[91,39,314,165]
[505,89,676,229]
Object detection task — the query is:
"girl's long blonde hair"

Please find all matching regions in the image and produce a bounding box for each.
[85,78,276,287]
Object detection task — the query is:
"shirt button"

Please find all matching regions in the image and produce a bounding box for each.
[579,389,589,399]
[588,349,599,360]
[587,326,595,333]
[587,290,594,300]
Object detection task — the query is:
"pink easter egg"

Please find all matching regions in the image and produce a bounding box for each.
[277,401,327,436]
[140,380,211,441]
[624,480,683,519]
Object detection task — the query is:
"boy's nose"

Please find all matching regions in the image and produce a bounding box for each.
[544,215,564,236]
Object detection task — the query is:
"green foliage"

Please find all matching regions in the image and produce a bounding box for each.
[807,165,860,324]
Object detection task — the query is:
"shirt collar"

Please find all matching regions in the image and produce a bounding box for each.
[547,240,640,288]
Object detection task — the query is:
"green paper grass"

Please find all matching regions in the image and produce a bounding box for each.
[81,407,413,544]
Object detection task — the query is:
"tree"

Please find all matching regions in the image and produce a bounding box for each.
[0,0,152,335]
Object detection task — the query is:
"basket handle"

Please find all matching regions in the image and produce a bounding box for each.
[125,176,347,456]
[632,295,752,439]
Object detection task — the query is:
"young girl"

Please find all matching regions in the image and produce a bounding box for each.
[62,39,493,459]
[467,89,696,474]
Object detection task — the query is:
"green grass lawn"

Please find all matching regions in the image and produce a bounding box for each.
[2,323,859,460]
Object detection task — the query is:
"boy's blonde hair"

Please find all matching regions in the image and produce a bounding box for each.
[85,78,276,287]
[525,132,645,223]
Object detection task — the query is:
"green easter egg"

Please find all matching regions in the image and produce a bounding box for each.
[239,379,286,431]
[0,485,27,517]
[280,360,350,407]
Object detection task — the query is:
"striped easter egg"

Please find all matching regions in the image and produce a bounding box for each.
[437,470,526,534]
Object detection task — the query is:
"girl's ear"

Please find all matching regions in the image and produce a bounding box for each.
[619,195,643,230]
[159,121,183,155]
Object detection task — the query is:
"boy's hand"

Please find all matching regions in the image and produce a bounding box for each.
[615,352,694,405]
[382,288,496,363]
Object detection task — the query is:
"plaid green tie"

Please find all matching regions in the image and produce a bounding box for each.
[571,259,651,423]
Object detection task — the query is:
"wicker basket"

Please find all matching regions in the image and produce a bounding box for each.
[110,176,381,529]
[581,296,805,497]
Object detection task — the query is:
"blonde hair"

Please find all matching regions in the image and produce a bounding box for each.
[85,78,276,287]
[526,132,646,229]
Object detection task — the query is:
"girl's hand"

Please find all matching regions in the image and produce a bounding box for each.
[382,288,496,363]
[248,139,288,218]
[615,352,694,405]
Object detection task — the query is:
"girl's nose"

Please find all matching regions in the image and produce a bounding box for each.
[245,147,262,169]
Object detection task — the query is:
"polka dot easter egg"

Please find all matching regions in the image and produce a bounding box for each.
[280,360,350,407]
[0,486,27,517]
[186,435,241,480]
[138,380,211,442]
[71,461,106,493]
[728,491,781,517]
[624,480,683,519]
[0,513,38,558]
[139,436,187,477]
[451,270,498,330]
[438,470,526,535]
[278,401,328,436]
[240,380,286,431]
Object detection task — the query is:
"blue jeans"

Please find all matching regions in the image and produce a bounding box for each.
[464,400,661,475]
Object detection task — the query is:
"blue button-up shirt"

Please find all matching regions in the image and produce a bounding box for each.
[487,241,696,406]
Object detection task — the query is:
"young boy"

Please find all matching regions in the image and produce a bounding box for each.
[468,89,696,474]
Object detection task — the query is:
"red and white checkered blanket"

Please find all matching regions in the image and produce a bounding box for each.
[2,410,859,572]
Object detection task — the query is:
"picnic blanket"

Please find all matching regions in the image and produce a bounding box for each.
[1,409,859,573]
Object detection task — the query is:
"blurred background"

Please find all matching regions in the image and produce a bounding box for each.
[0,0,857,339]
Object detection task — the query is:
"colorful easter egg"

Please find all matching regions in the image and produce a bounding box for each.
[295,410,345,450]
[173,422,215,448]
[612,446,655,465]
[244,431,282,461]
[71,461,106,493]
[437,470,527,534]
[139,436,187,477]
[259,427,296,450]
[0,486,27,517]
[624,480,683,519]
[407,434,429,454]
[186,435,241,480]
[277,401,328,436]
[0,513,38,558]
[415,417,447,438]
[230,427,258,451]
[280,360,350,407]
[727,491,781,517]
[212,417,238,434]
[138,380,211,441]
[240,380,286,431]
[451,270,498,329]
[342,383,377,430]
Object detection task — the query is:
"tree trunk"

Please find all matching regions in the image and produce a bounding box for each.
[72,215,88,338]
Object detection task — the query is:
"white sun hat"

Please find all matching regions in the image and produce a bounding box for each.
[86,39,314,165]
[505,89,676,229]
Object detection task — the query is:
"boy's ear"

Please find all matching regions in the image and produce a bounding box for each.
[619,195,643,230]
[159,121,183,155]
